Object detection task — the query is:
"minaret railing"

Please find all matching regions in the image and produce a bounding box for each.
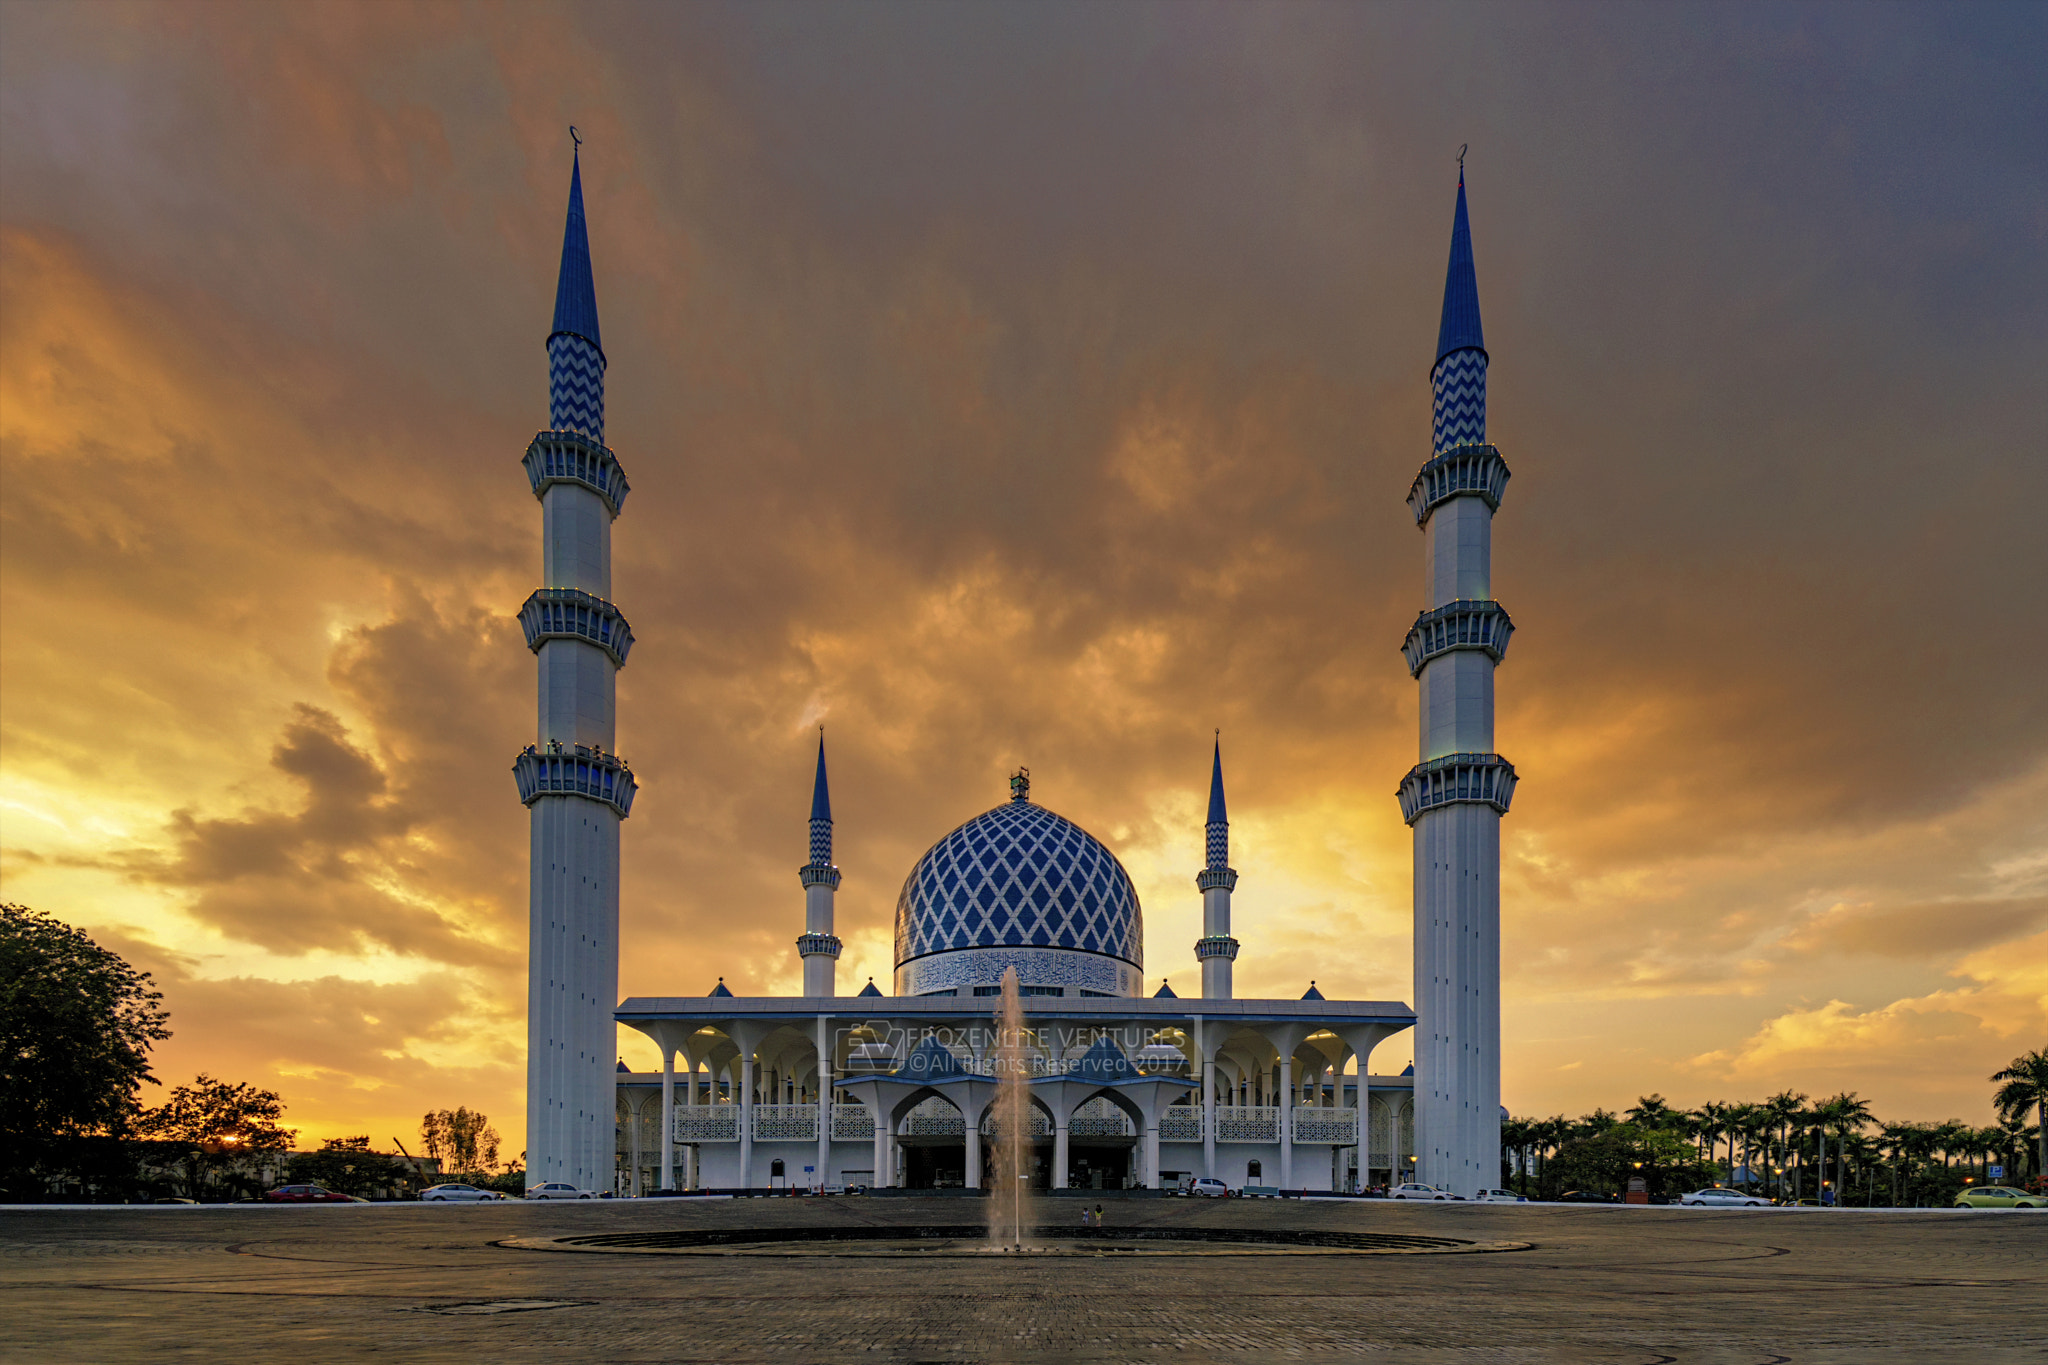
[1396,752,1517,825]
[518,587,635,667]
[514,743,637,817]
[523,429,631,515]
[1400,599,1513,676]
[1407,442,1510,524]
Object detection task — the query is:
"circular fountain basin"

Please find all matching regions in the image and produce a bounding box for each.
[498,1225,1530,1258]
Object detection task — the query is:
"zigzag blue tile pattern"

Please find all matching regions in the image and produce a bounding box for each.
[549,333,606,443]
[1205,822,1229,870]
[894,800,1143,969]
[809,817,832,866]
[1431,348,1487,455]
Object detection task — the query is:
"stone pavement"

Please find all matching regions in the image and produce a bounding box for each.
[2,1196,2041,1363]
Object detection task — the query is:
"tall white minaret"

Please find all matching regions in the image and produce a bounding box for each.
[1400,161,1517,1195]
[1194,737,1239,999]
[797,735,843,996]
[515,142,636,1190]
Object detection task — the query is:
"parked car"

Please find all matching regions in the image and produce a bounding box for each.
[1555,1190,1610,1203]
[1474,1189,1526,1203]
[1954,1186,2043,1209]
[419,1183,506,1202]
[265,1185,363,1204]
[525,1182,595,1200]
[1390,1183,1462,1200]
[1680,1187,1768,1207]
[1181,1177,1230,1198]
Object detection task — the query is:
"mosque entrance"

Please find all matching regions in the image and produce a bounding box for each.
[901,1142,966,1189]
[1066,1144,1135,1191]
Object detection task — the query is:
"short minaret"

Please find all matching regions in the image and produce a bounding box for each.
[1194,737,1240,999]
[514,142,637,1191]
[797,734,843,996]
[1399,161,1517,1196]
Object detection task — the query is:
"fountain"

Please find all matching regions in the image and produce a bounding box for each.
[986,967,1035,1251]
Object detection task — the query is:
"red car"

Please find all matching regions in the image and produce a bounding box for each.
[264,1184,362,1203]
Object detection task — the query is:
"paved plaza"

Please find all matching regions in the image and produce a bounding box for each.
[3,1196,2040,1363]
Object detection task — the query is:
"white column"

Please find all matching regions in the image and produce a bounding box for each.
[1279,1054,1294,1189]
[872,1104,890,1189]
[1359,1075,1371,1191]
[1054,1118,1071,1189]
[815,1016,832,1191]
[1144,1122,1161,1190]
[965,1103,983,1190]
[1202,1059,1217,1180]
[659,1047,675,1191]
[739,1053,754,1189]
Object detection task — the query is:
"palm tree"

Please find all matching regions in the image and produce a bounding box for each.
[1695,1101,1729,1174]
[1626,1094,1674,1129]
[1991,1049,2048,1185]
[1820,1092,1873,1201]
[1764,1091,1806,1201]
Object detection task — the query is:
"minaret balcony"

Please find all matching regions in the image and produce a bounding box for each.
[1194,934,1240,961]
[523,429,631,517]
[1195,867,1239,893]
[797,933,843,959]
[514,742,637,817]
[519,588,634,668]
[1407,443,1510,526]
[1396,752,1517,825]
[799,863,842,891]
[1401,599,1514,677]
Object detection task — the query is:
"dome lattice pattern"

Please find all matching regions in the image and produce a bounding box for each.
[895,801,1143,969]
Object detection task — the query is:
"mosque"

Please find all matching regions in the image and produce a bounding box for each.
[515,146,1514,1196]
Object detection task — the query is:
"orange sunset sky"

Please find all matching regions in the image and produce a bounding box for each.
[2,1,2043,1159]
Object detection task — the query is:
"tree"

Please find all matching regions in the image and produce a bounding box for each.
[286,1137,407,1199]
[421,1107,500,1176]
[0,904,173,1197]
[137,1075,295,1198]
[1764,1091,1806,1202]
[1819,1092,1873,1202]
[1991,1049,2048,1186]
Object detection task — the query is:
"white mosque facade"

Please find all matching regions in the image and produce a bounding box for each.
[516,149,1515,1196]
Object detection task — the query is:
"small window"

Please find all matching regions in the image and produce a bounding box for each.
[972,986,1002,997]
[1080,989,1115,997]
[770,1159,785,1178]
[1021,985,1064,997]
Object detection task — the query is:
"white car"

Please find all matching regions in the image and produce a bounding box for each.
[525,1182,595,1200]
[1183,1177,1230,1198]
[1680,1187,1768,1207]
[1474,1189,1527,1203]
[1390,1183,1463,1200]
[419,1183,505,1202]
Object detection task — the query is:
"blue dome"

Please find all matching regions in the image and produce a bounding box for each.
[894,799,1143,986]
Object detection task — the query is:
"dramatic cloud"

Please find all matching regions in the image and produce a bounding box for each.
[3,1,2043,1149]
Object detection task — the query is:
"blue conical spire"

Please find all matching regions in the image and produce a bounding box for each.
[1206,737,1228,826]
[806,734,833,866]
[1204,737,1230,871]
[809,735,832,824]
[551,150,603,354]
[1434,168,1484,367]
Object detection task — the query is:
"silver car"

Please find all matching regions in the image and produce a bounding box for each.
[1681,1187,1768,1207]
[1391,1183,1462,1200]
[525,1182,595,1200]
[419,1183,505,1202]
[1474,1188,1527,1203]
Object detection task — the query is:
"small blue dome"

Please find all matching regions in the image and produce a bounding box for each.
[894,798,1143,976]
